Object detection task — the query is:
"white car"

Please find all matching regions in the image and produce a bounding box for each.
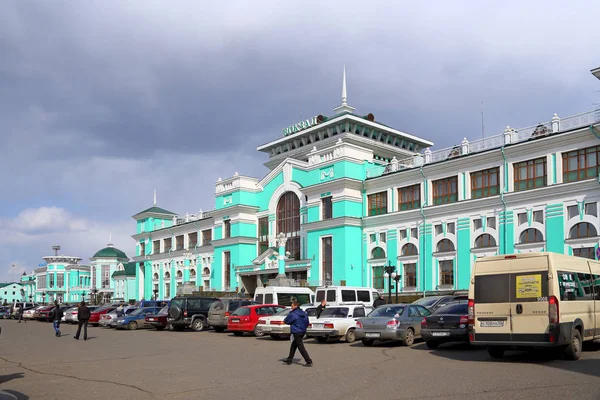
[23,306,43,320]
[257,306,318,339]
[100,307,137,328]
[307,304,373,343]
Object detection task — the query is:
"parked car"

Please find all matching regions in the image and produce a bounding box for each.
[256,308,291,339]
[9,302,37,319]
[307,304,373,343]
[421,301,470,349]
[227,304,285,336]
[0,307,10,318]
[64,306,98,323]
[145,305,170,330]
[37,306,56,322]
[207,298,256,332]
[168,296,219,331]
[100,307,137,327]
[24,306,44,320]
[89,305,117,326]
[134,300,168,308]
[115,307,162,330]
[355,304,432,346]
[412,295,468,312]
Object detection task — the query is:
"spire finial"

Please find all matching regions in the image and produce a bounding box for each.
[153,189,157,206]
[342,65,347,106]
[333,65,355,115]
[108,231,113,248]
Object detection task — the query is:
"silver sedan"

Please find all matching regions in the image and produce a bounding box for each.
[355,304,432,346]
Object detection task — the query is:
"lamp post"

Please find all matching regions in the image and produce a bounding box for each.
[41,291,46,305]
[28,294,32,303]
[393,274,402,303]
[82,291,86,302]
[382,261,396,304]
[153,289,158,301]
[91,287,98,305]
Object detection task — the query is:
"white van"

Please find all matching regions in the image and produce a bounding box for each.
[315,286,380,307]
[253,287,315,307]
[468,252,600,360]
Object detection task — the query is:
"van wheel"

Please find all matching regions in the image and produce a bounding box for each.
[565,329,582,361]
[488,346,505,358]
[192,319,206,332]
[345,328,356,343]
[426,341,439,349]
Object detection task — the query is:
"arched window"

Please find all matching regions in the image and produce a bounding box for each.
[190,269,196,278]
[202,267,210,275]
[371,247,386,259]
[164,271,170,280]
[569,223,598,239]
[401,243,419,256]
[176,270,183,278]
[474,234,497,248]
[437,239,455,252]
[276,192,301,260]
[519,228,543,243]
[153,273,159,280]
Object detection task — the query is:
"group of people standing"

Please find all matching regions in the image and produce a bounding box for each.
[49,300,91,340]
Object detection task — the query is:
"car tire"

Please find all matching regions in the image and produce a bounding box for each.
[254,325,265,337]
[345,328,356,344]
[316,336,328,343]
[404,328,415,346]
[487,346,505,358]
[425,340,439,349]
[564,329,582,361]
[128,321,138,330]
[233,331,243,336]
[362,339,374,347]
[192,319,206,332]
[214,327,225,333]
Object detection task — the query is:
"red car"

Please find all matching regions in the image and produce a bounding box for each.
[145,305,169,330]
[36,306,56,322]
[89,305,116,327]
[227,304,285,337]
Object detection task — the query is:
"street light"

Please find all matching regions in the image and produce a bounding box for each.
[82,291,86,302]
[153,289,159,301]
[393,274,402,303]
[382,261,396,304]
[91,287,98,305]
[41,291,46,305]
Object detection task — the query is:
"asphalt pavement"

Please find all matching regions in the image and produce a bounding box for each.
[1,319,600,400]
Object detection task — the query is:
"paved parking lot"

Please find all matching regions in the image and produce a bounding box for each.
[1,320,600,400]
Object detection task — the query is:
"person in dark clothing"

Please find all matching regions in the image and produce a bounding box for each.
[316,300,327,318]
[373,295,386,308]
[50,301,64,337]
[18,303,24,323]
[283,301,312,367]
[74,301,90,340]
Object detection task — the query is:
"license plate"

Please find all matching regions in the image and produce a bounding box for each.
[432,331,450,337]
[365,332,381,338]
[231,318,240,323]
[312,324,323,329]
[480,320,504,327]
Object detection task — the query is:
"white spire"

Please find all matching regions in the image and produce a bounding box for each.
[153,189,157,206]
[333,66,355,115]
[108,231,113,248]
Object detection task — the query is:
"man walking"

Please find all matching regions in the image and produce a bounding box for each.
[373,295,386,308]
[316,299,327,318]
[50,301,63,337]
[74,301,90,341]
[283,301,312,367]
[18,303,24,323]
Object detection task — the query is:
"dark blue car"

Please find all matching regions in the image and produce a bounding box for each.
[115,307,162,330]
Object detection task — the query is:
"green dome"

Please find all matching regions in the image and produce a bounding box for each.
[93,246,128,259]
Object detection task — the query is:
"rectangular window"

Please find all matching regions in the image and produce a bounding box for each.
[92,269,96,288]
[38,274,46,289]
[224,251,231,290]
[101,265,110,288]
[188,232,198,249]
[557,271,594,301]
[369,234,376,243]
[373,266,384,289]
[573,248,595,260]
[49,275,54,288]
[165,282,170,299]
[341,290,356,302]
[517,213,527,226]
[487,217,496,230]
[562,145,600,183]
[57,273,64,288]
[447,222,455,235]
[400,229,407,240]
[224,220,231,239]
[202,229,212,245]
[258,217,269,254]
[398,184,420,211]
[140,242,146,255]
[379,232,386,243]
[471,167,500,199]
[473,219,482,231]
[433,176,458,205]
[404,264,416,287]
[568,205,579,220]
[533,210,544,224]
[439,260,454,286]
[585,203,597,217]
[153,240,160,254]
[322,197,333,220]
[367,192,388,216]
[175,235,184,251]
[164,238,172,252]
[514,157,547,191]
[357,290,370,302]
[322,237,333,283]
[435,224,443,236]
[411,228,418,239]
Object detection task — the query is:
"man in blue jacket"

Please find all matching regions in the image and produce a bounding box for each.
[283,301,313,367]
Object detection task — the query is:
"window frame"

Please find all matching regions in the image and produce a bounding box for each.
[322,196,333,220]
[432,176,458,205]
[513,157,547,192]
[367,191,388,216]
[398,184,420,211]
[439,260,454,286]
[471,167,500,199]
[562,145,600,183]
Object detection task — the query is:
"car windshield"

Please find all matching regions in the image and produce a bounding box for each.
[94,305,112,313]
[232,307,251,316]
[158,305,168,315]
[370,306,404,317]
[434,303,468,315]
[274,308,291,317]
[412,297,440,307]
[305,308,318,317]
[320,307,349,318]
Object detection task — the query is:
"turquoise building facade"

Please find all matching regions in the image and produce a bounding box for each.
[0,282,25,305]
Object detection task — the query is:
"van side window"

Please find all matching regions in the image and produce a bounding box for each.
[594,275,600,297]
[255,294,264,304]
[326,290,336,302]
[341,290,356,302]
[316,291,325,302]
[265,294,274,304]
[357,290,370,302]
[557,271,594,301]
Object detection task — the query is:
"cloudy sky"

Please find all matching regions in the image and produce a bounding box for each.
[1,1,599,282]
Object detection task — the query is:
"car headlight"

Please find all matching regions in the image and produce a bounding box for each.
[117,319,124,323]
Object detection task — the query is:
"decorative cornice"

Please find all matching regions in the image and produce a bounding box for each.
[302,216,363,231]
[212,236,258,247]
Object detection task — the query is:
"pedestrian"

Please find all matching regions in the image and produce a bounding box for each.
[50,301,64,337]
[316,299,327,318]
[18,303,24,323]
[373,295,386,308]
[116,303,124,318]
[74,301,90,341]
[282,301,313,367]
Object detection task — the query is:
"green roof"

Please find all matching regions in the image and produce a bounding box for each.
[112,262,137,277]
[0,282,20,288]
[93,246,128,259]
[133,206,177,217]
